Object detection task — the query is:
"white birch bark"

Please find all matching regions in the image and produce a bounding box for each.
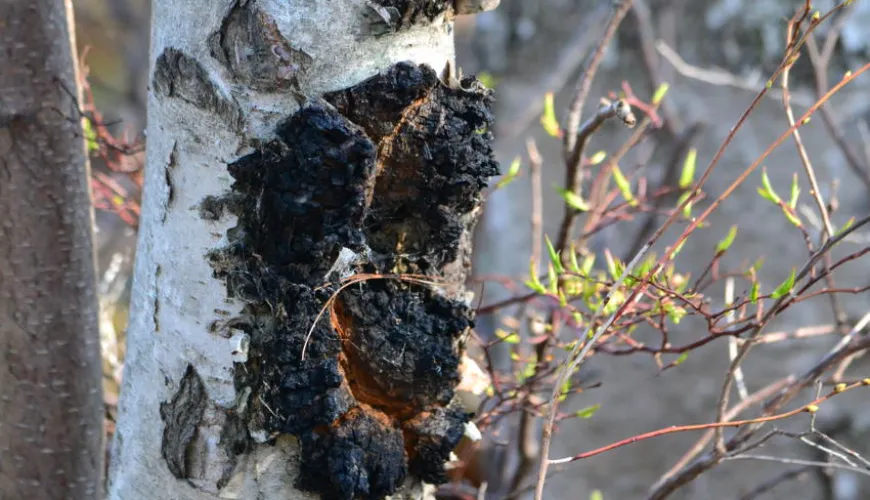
[108,1,497,498]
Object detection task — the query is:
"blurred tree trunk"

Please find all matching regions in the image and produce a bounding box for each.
[0,1,104,499]
[109,1,499,499]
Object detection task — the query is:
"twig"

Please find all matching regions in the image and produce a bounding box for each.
[528,139,544,272]
[781,23,834,237]
[725,455,870,477]
[539,50,870,500]
[564,0,635,162]
[497,2,611,140]
[654,378,794,489]
[625,122,705,259]
[548,380,868,464]
[805,34,870,191]
[655,41,816,107]
[556,99,637,252]
[648,337,870,500]
[631,0,680,138]
[725,278,748,400]
[739,466,814,500]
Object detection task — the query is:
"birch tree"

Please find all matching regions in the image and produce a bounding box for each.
[109,1,500,498]
[0,1,103,498]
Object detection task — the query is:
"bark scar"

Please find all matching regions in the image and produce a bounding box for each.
[163,143,178,223]
[160,364,207,479]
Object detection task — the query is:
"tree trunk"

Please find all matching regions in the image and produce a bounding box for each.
[108,1,500,498]
[0,1,104,498]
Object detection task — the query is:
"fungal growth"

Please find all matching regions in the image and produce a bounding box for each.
[199,60,497,498]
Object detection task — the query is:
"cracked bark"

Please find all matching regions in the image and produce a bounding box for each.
[109,1,499,499]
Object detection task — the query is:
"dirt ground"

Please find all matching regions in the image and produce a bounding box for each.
[461,1,870,499]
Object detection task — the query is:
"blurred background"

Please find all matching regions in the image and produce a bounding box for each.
[76,1,870,498]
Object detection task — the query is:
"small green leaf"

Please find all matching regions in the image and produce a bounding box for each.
[788,173,800,209]
[771,268,796,299]
[835,217,856,237]
[604,250,621,281]
[547,263,558,294]
[636,253,656,280]
[590,490,604,500]
[651,82,670,106]
[751,258,765,273]
[519,357,537,382]
[477,71,498,89]
[677,191,693,219]
[495,156,522,189]
[82,118,99,153]
[525,259,547,294]
[589,150,608,165]
[612,165,637,207]
[576,403,602,419]
[568,243,581,273]
[541,92,561,137]
[556,185,590,211]
[674,352,689,366]
[581,253,596,276]
[496,329,520,344]
[750,282,760,304]
[679,148,698,189]
[760,168,782,204]
[665,302,687,324]
[558,378,572,402]
[545,235,564,274]
[716,225,738,253]
[781,207,802,227]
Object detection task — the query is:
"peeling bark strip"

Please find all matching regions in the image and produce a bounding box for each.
[207,62,498,499]
[160,365,208,479]
[152,48,242,127]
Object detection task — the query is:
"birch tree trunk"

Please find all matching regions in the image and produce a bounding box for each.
[0,1,103,498]
[109,1,500,498]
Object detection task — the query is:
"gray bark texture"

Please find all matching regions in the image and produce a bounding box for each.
[109,1,499,499]
[0,1,104,499]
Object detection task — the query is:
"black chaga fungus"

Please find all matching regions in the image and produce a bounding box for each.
[298,408,407,500]
[226,105,376,284]
[336,280,472,415]
[325,62,499,269]
[259,285,355,435]
[208,62,497,499]
[403,404,472,484]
